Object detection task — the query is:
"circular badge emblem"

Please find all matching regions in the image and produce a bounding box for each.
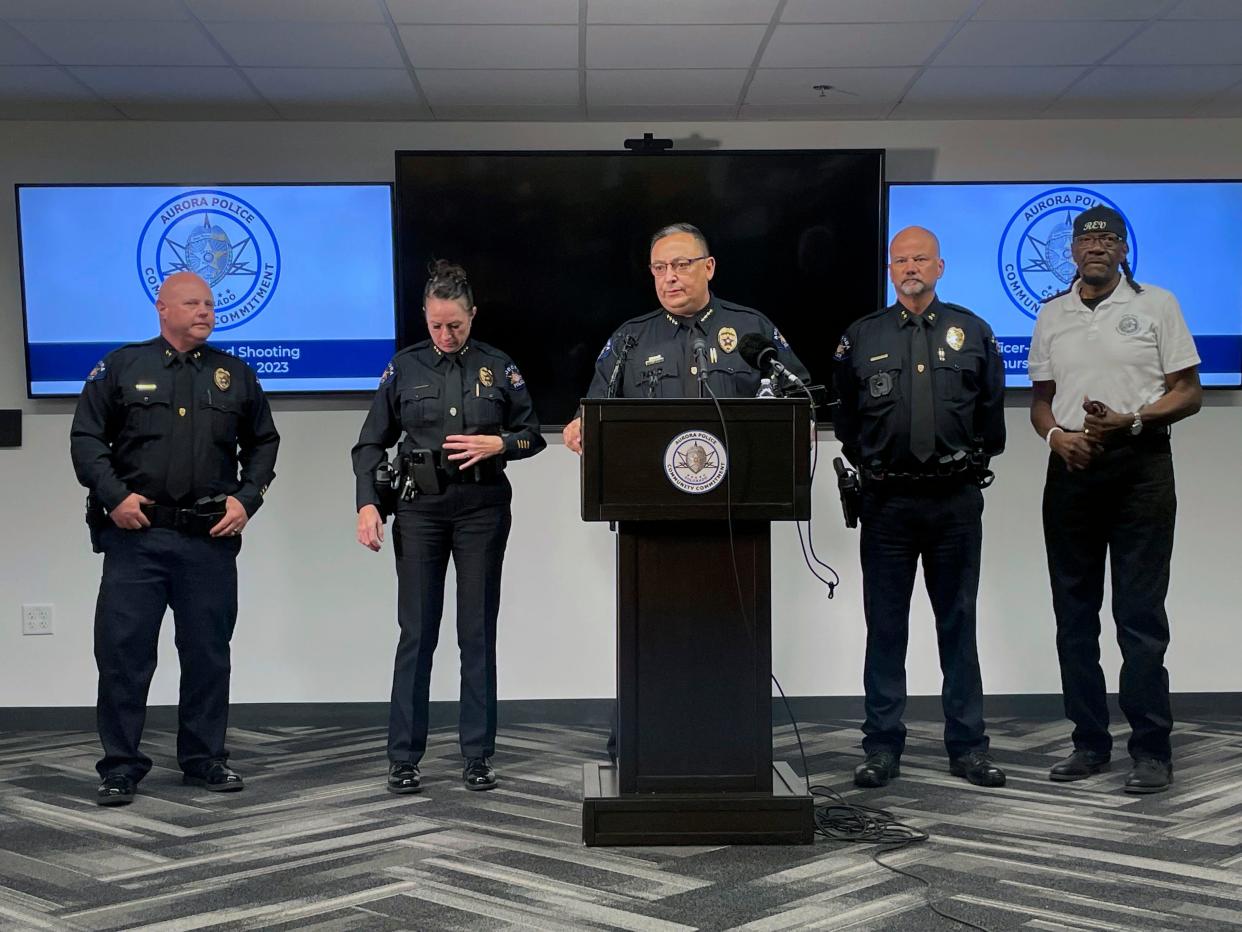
[137,189,281,331]
[1117,314,1140,335]
[996,186,1137,321]
[664,430,728,494]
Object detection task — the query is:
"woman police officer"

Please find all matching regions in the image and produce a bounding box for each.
[351,261,545,792]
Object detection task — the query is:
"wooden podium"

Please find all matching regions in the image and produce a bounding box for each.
[579,398,814,846]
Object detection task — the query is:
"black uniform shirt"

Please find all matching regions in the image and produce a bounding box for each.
[586,294,811,399]
[832,298,1006,469]
[70,336,280,515]
[351,339,546,510]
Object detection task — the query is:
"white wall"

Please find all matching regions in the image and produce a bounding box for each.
[2,119,1240,708]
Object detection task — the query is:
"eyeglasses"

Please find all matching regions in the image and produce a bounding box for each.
[649,256,708,276]
[1074,233,1122,249]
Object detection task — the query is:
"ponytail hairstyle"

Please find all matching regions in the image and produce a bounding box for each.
[423,259,474,309]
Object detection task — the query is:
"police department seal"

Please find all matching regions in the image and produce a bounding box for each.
[664,430,727,494]
[137,189,281,332]
[997,186,1137,321]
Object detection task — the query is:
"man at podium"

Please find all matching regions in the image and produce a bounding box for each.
[563,222,810,453]
[563,221,811,761]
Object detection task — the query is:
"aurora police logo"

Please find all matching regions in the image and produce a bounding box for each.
[664,430,727,494]
[996,186,1137,321]
[137,189,281,332]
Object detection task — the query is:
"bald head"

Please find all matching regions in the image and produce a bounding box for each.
[888,225,944,312]
[156,271,215,351]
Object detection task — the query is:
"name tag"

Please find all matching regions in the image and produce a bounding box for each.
[869,354,889,362]
[135,382,157,391]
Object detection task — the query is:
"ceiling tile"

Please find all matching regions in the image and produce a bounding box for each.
[244,66,429,119]
[934,20,1142,65]
[0,23,49,64]
[431,104,582,119]
[70,65,272,119]
[587,25,766,68]
[588,104,738,120]
[1045,65,1242,117]
[1165,0,1242,17]
[973,0,1165,19]
[589,0,778,24]
[416,68,578,107]
[782,0,973,22]
[588,69,747,106]
[737,101,892,119]
[187,0,388,23]
[387,0,578,23]
[904,66,1085,102]
[11,20,229,66]
[746,67,916,104]
[0,0,186,19]
[0,65,121,118]
[1107,21,1242,65]
[761,23,953,67]
[207,22,405,68]
[400,24,578,68]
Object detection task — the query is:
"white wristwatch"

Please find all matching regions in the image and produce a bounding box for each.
[1130,412,1143,436]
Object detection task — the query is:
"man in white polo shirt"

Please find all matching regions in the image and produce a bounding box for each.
[1028,204,1201,794]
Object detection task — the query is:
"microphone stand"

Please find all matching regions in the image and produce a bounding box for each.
[605,334,637,399]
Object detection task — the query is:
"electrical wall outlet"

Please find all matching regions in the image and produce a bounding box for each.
[21,604,53,636]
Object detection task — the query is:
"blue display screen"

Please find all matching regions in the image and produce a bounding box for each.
[886,181,1242,387]
[18,184,396,396]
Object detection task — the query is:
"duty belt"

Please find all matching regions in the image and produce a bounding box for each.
[140,498,227,535]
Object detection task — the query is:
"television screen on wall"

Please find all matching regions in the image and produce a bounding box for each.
[887,180,1242,388]
[17,183,397,396]
[394,149,887,426]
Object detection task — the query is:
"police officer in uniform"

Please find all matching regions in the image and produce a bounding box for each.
[562,222,810,451]
[71,271,279,806]
[833,226,1006,789]
[352,261,545,794]
[1029,205,1201,794]
[562,222,810,761]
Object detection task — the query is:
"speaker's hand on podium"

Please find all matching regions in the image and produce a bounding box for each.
[563,416,583,454]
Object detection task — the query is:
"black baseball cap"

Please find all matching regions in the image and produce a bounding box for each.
[1073,205,1127,240]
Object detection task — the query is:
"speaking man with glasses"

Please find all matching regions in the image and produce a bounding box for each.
[561,221,810,764]
[561,221,810,455]
[1028,204,1202,794]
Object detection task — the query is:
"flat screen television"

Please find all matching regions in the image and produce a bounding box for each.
[887,180,1242,388]
[394,149,886,427]
[17,183,396,396]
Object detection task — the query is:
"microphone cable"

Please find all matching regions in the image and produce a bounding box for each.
[705,380,993,932]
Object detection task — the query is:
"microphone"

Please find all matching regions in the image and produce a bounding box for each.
[738,333,805,388]
[691,336,708,397]
[605,333,637,399]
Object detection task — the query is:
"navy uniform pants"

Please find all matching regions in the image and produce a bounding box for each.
[94,526,241,781]
[1042,440,1175,762]
[389,477,512,765]
[859,481,988,759]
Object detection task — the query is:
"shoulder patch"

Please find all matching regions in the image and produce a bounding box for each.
[597,338,612,363]
[833,334,851,362]
[86,360,107,382]
[773,327,791,351]
[378,361,395,387]
[505,363,526,390]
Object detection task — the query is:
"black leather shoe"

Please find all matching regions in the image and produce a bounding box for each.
[183,761,244,792]
[853,751,900,788]
[1049,749,1111,782]
[97,773,136,806]
[463,757,497,791]
[949,751,1006,787]
[387,762,422,794]
[1124,758,1172,794]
